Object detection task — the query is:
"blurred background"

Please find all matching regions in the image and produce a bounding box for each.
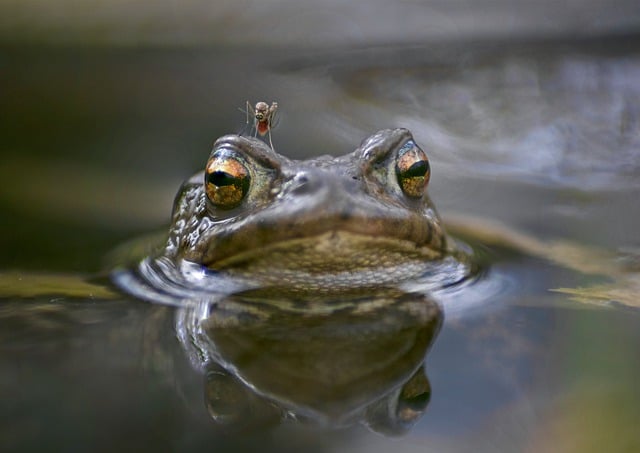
[1,1,639,452]
[2,0,639,272]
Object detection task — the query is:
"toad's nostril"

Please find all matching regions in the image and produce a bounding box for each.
[290,174,316,195]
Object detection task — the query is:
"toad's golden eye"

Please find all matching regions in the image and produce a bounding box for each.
[204,151,251,209]
[395,141,430,198]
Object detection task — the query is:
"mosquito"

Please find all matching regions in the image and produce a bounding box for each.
[244,100,279,149]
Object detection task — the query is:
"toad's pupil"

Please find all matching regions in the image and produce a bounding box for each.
[405,160,429,178]
[208,170,238,187]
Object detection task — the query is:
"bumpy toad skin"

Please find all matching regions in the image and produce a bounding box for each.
[162,128,454,288]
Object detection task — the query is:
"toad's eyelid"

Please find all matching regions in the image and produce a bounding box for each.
[358,128,414,164]
[209,148,247,166]
[397,140,417,155]
[210,145,282,177]
[211,135,282,171]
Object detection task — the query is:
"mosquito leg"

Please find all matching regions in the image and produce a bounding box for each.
[245,101,258,137]
[245,101,251,126]
[268,129,274,150]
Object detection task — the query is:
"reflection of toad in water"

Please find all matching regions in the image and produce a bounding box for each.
[175,288,442,435]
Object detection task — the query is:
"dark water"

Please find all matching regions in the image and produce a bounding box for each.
[2,10,640,453]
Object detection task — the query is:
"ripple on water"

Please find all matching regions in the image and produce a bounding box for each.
[111,250,491,311]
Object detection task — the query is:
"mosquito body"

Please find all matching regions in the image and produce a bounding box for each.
[245,101,278,149]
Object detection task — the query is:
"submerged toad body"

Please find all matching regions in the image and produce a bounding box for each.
[161,128,470,290]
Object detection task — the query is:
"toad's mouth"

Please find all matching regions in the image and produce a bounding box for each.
[190,205,449,273]
[202,230,445,272]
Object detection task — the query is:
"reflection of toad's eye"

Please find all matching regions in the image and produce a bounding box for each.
[395,141,431,198]
[204,152,251,209]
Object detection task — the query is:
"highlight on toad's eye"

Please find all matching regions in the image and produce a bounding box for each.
[204,151,251,209]
[395,141,431,198]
